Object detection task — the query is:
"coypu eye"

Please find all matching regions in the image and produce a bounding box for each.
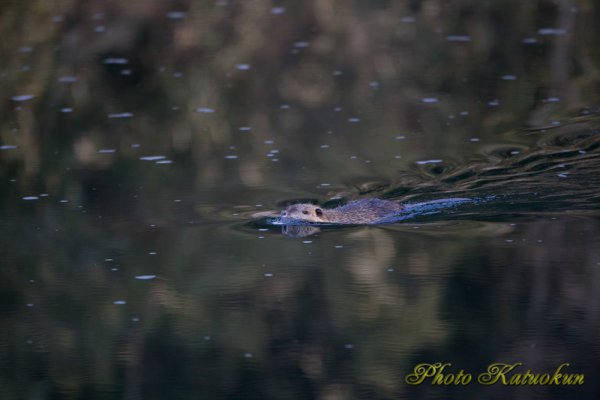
[315,208,323,216]
[302,210,309,215]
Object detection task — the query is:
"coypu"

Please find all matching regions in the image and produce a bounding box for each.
[280,198,405,225]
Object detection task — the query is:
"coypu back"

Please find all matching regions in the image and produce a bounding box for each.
[281,199,404,224]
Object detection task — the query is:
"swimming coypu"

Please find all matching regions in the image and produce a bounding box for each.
[280,198,405,225]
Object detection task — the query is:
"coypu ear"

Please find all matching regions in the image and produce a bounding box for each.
[315,208,323,217]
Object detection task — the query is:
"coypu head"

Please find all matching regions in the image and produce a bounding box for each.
[280,203,327,223]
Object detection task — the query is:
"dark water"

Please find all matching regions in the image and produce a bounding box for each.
[2,1,600,399]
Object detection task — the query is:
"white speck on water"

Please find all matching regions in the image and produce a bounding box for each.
[0,145,17,150]
[579,150,587,154]
[501,75,517,80]
[505,239,514,243]
[113,300,127,305]
[59,199,69,203]
[19,46,34,53]
[98,149,116,153]
[236,63,251,70]
[387,268,394,272]
[350,155,357,159]
[244,352,253,358]
[293,41,310,48]
[320,183,331,186]
[460,111,469,116]
[416,159,442,165]
[421,97,439,103]
[172,72,183,78]
[225,155,238,159]
[320,144,330,149]
[543,97,560,103]
[280,104,291,109]
[11,95,35,102]
[156,160,172,164]
[139,155,166,161]
[271,158,279,162]
[302,240,313,244]
[258,228,269,232]
[121,69,132,76]
[239,126,252,132]
[131,143,141,148]
[369,81,380,88]
[538,28,567,35]
[557,173,569,178]
[111,268,119,271]
[39,193,48,197]
[395,135,406,140]
[510,150,520,155]
[469,138,480,142]
[166,11,186,19]
[488,99,500,106]
[94,26,106,33]
[269,149,280,153]
[204,335,211,341]
[522,37,538,44]
[394,155,402,159]
[135,275,156,280]
[264,273,273,277]
[344,344,354,349]
[105,258,114,262]
[58,76,77,83]
[93,13,104,20]
[60,108,73,113]
[27,303,34,307]
[196,107,215,113]
[148,251,157,255]
[334,106,342,112]
[264,140,274,144]
[103,57,128,64]
[446,35,471,42]
[334,245,344,249]
[52,15,64,22]
[132,317,140,322]
[333,70,343,76]
[271,6,286,14]
[348,117,360,122]
[22,196,39,201]
[258,236,265,239]
[551,121,561,126]
[108,112,134,119]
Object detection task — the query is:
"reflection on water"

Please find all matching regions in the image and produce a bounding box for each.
[1,0,600,399]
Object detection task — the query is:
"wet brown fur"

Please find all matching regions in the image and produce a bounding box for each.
[281,199,404,224]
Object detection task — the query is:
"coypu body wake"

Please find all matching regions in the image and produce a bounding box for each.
[280,199,405,225]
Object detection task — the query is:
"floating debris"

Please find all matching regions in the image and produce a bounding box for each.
[421,97,439,103]
[416,159,443,165]
[166,11,186,19]
[446,35,472,42]
[98,149,116,153]
[11,95,35,102]
[139,155,166,161]
[108,112,133,119]
[196,107,215,113]
[236,63,251,70]
[22,196,39,201]
[538,28,567,35]
[58,76,77,83]
[113,300,127,305]
[135,275,156,280]
[103,57,128,64]
[0,145,17,150]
